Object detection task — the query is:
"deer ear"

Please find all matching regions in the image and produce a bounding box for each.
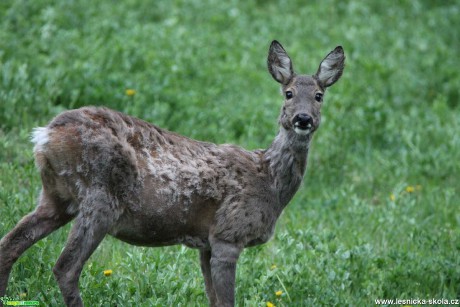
[315,46,345,88]
[268,40,294,85]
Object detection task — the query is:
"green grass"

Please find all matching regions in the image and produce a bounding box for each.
[1,0,459,306]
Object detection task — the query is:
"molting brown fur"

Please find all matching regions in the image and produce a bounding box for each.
[0,41,345,307]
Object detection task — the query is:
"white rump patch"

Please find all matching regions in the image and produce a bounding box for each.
[31,127,49,152]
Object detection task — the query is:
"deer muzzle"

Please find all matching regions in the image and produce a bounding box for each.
[293,113,313,136]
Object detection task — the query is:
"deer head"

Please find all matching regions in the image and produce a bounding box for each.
[268,40,345,137]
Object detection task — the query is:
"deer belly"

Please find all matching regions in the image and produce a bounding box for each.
[109,215,210,248]
[108,198,216,249]
[112,231,209,249]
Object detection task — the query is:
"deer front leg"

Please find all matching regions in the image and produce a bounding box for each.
[199,249,217,306]
[209,239,242,307]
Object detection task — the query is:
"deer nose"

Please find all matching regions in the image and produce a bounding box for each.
[293,113,313,129]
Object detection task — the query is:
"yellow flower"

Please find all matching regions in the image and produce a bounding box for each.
[275,290,283,297]
[266,302,275,307]
[19,292,27,299]
[270,264,277,270]
[405,186,415,193]
[103,269,113,276]
[390,193,396,201]
[125,89,136,96]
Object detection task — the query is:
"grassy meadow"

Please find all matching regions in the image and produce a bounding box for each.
[1,0,459,306]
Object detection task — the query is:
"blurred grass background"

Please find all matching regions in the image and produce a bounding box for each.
[0,0,459,306]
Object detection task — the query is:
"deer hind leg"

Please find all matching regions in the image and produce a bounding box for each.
[0,190,74,298]
[52,188,117,307]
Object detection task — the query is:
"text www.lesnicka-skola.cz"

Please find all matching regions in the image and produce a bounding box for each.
[375,298,459,305]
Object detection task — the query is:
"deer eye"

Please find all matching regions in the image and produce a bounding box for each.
[285,91,293,99]
[315,92,323,102]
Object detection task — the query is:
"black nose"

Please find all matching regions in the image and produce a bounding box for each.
[293,113,313,128]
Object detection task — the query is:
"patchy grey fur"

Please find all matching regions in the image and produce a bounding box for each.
[0,41,345,307]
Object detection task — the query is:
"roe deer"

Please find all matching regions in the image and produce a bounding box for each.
[0,41,345,306]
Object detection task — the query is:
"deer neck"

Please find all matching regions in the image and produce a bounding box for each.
[263,128,311,209]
